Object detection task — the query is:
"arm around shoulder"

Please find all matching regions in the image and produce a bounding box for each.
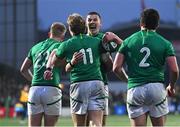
[65,52,84,72]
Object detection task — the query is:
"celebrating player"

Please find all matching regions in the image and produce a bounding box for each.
[113,8,179,127]
[85,11,126,126]
[45,13,108,127]
[20,22,66,127]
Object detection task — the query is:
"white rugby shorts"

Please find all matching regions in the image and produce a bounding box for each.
[28,86,62,115]
[70,80,106,115]
[127,82,168,118]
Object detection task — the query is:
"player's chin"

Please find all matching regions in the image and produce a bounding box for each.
[89,29,97,33]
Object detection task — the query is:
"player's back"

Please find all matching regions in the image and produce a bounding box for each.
[58,34,103,83]
[120,30,175,88]
[28,38,61,86]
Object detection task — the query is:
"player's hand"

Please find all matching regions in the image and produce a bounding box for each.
[71,52,84,65]
[166,84,175,97]
[44,69,53,80]
[102,32,116,43]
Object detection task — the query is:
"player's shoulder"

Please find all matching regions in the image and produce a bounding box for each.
[31,40,44,50]
[129,31,141,39]
[84,34,101,42]
[64,37,74,45]
[57,39,70,50]
[155,32,172,44]
[96,32,104,39]
[122,31,140,43]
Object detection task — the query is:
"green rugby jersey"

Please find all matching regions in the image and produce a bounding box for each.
[28,38,62,86]
[56,34,103,83]
[92,32,108,85]
[118,30,175,89]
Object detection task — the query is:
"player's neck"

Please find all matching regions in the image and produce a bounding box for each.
[87,32,98,36]
[50,37,63,42]
[141,26,156,32]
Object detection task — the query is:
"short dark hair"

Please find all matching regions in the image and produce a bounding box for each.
[140,8,160,30]
[87,11,101,19]
[67,13,86,35]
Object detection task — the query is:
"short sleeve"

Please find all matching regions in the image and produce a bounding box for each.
[118,39,127,55]
[165,42,175,57]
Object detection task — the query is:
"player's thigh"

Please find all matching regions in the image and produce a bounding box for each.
[71,113,86,127]
[89,80,106,111]
[150,115,166,126]
[130,113,148,127]
[102,115,107,126]
[28,112,43,126]
[70,82,89,114]
[104,85,109,116]
[88,110,103,126]
[44,114,59,126]
[42,86,62,115]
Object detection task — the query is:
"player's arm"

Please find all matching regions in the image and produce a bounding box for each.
[65,52,83,72]
[20,58,33,82]
[103,32,123,45]
[113,52,128,82]
[44,50,66,80]
[166,56,179,97]
[46,49,56,69]
[47,49,67,68]
[100,52,113,72]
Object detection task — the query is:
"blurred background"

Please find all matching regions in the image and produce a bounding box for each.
[0,0,180,123]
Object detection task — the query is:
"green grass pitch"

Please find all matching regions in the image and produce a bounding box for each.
[0,114,179,126]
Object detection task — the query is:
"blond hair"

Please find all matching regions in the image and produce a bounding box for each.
[50,22,66,37]
[67,13,86,35]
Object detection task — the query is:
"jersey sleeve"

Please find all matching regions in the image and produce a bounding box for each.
[118,39,127,55]
[165,42,175,57]
[56,41,67,58]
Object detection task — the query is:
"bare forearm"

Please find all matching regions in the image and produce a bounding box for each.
[113,53,127,82]
[21,70,33,82]
[114,67,128,82]
[20,58,33,82]
[119,68,128,82]
[46,53,58,69]
[167,56,179,87]
[169,71,179,87]
[113,35,123,45]
[101,52,113,72]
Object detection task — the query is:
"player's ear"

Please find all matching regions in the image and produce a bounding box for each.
[140,22,145,28]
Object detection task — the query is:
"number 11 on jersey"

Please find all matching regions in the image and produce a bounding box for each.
[79,48,93,64]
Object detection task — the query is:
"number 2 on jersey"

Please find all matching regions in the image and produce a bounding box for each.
[79,48,93,64]
[139,47,150,67]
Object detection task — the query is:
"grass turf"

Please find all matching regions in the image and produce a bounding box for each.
[0,114,179,126]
